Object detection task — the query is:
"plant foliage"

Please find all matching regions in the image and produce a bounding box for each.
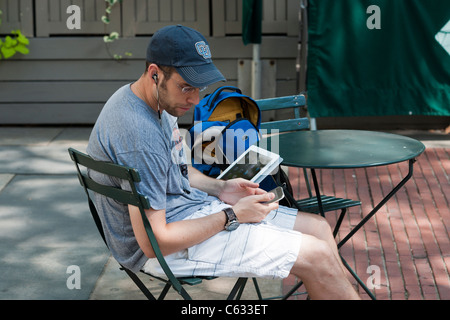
[0,10,30,60]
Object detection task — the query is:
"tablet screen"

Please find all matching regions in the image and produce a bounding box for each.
[219,149,272,181]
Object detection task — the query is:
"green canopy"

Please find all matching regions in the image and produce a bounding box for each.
[307,0,450,118]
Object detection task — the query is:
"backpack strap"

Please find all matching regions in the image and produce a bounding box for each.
[207,86,242,111]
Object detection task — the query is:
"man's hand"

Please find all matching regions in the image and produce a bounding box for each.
[218,178,266,205]
[232,193,279,224]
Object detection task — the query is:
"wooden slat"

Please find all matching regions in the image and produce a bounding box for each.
[287,0,299,36]
[0,0,34,37]
[147,0,158,22]
[260,118,310,132]
[0,37,296,60]
[0,60,142,81]
[185,0,196,21]
[35,0,121,36]
[0,59,237,81]
[160,0,171,22]
[0,103,104,124]
[275,80,297,97]
[263,0,289,33]
[122,0,210,37]
[258,94,309,133]
[257,95,306,111]
[0,82,127,103]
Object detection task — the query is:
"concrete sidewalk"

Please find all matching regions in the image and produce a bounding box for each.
[0,127,107,299]
[0,126,282,300]
[0,126,448,300]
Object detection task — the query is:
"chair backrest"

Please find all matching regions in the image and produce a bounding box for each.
[69,148,150,209]
[256,94,313,197]
[258,94,309,133]
[68,148,151,244]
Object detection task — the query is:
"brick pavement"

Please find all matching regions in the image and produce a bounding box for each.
[285,148,450,300]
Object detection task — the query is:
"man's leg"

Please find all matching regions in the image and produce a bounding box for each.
[290,212,360,300]
[293,212,345,271]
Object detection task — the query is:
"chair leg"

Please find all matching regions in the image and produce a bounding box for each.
[235,280,247,300]
[252,278,263,300]
[158,282,173,300]
[227,278,248,300]
[281,280,305,300]
[122,267,156,300]
[333,208,347,238]
[341,256,376,300]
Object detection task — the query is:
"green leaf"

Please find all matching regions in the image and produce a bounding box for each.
[101,16,110,24]
[103,32,119,43]
[109,32,119,39]
[12,30,29,45]
[4,36,18,48]
[15,43,29,55]
[1,45,16,59]
[0,27,30,60]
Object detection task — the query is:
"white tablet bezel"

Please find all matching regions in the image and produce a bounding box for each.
[216,145,282,183]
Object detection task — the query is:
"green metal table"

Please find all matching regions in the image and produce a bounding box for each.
[261,130,426,299]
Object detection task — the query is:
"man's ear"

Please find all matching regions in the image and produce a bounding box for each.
[147,64,159,78]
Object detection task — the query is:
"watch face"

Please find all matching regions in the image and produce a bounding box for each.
[226,221,240,231]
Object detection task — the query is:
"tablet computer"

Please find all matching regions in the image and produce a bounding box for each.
[216,145,283,183]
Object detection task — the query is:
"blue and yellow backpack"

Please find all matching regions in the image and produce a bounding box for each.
[188,86,261,177]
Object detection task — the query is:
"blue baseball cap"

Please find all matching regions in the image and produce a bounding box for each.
[147,25,226,88]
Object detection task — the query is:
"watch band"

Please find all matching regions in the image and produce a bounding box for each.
[223,207,239,231]
[223,207,236,222]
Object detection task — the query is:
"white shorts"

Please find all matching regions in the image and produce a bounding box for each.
[143,200,302,279]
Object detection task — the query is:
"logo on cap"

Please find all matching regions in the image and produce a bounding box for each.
[195,41,212,59]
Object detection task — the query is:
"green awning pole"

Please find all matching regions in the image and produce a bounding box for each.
[242,0,263,99]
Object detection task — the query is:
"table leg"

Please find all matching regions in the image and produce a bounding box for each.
[341,256,376,300]
[337,159,416,249]
[310,168,325,217]
[310,159,415,300]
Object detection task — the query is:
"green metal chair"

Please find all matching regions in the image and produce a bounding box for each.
[257,94,361,236]
[68,148,250,300]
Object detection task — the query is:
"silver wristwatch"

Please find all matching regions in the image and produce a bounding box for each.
[224,207,240,231]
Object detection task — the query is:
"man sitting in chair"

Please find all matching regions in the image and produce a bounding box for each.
[87,25,360,300]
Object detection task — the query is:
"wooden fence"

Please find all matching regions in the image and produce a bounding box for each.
[0,0,301,125]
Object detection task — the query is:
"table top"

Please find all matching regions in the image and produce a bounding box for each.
[260,130,426,169]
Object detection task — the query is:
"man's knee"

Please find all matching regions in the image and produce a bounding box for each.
[295,212,333,238]
[314,214,333,236]
[292,234,336,275]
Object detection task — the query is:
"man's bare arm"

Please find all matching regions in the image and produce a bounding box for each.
[128,204,227,258]
[128,193,277,259]
[187,165,224,197]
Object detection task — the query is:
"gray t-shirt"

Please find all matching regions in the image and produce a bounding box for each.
[87,84,216,272]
